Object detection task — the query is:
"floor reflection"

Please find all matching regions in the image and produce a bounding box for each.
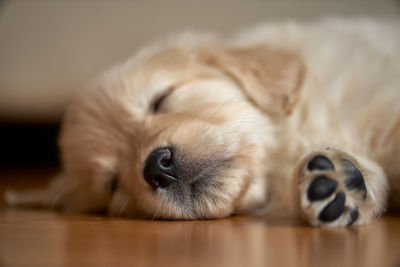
[0,209,399,267]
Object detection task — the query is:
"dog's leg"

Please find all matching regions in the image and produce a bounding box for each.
[295,148,388,227]
[3,174,66,209]
[4,174,109,213]
[4,188,51,208]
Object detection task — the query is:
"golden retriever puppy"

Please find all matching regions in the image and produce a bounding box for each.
[5,18,400,227]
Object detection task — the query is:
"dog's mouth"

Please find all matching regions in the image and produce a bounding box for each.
[142,145,232,219]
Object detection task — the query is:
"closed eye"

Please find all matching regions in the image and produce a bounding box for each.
[151,87,174,113]
[109,174,120,195]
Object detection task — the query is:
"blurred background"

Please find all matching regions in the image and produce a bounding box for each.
[0,0,399,169]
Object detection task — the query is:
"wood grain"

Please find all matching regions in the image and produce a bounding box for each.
[0,169,400,267]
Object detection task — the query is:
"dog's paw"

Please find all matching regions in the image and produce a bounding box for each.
[297,150,383,227]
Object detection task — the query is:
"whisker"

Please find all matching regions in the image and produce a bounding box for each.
[152,194,164,220]
[51,180,86,208]
[119,196,132,217]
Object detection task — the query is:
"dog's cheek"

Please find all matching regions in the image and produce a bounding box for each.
[188,166,249,219]
[233,178,267,213]
[229,141,269,214]
[108,189,157,218]
[108,191,131,216]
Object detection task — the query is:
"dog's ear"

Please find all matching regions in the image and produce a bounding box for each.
[201,45,305,115]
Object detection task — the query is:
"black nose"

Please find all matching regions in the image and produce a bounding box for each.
[143,146,177,189]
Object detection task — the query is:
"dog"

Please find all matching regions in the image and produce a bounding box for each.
[5,18,400,227]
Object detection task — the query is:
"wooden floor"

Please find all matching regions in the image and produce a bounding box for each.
[1,169,400,267]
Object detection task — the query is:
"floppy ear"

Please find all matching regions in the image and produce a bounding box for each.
[201,45,305,115]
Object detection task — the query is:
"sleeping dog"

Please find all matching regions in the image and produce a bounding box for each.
[6,18,400,227]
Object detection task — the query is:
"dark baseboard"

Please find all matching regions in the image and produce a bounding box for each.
[0,121,60,169]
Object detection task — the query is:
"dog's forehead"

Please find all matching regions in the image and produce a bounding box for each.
[99,46,224,110]
[62,46,222,143]
[130,47,211,88]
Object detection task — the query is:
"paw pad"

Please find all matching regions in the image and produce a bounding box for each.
[318,191,346,222]
[307,155,335,171]
[342,159,367,200]
[307,176,337,201]
[347,207,359,226]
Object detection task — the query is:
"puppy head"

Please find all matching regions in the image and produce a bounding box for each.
[57,38,305,219]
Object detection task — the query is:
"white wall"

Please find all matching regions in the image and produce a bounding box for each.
[0,0,399,121]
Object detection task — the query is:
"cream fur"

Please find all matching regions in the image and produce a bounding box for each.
[5,18,400,227]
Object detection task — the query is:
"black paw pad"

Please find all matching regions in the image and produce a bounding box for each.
[307,155,335,171]
[342,159,367,200]
[307,176,338,201]
[346,207,359,226]
[318,192,346,222]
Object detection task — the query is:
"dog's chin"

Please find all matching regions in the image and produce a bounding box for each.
[110,162,264,220]
[134,187,258,220]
